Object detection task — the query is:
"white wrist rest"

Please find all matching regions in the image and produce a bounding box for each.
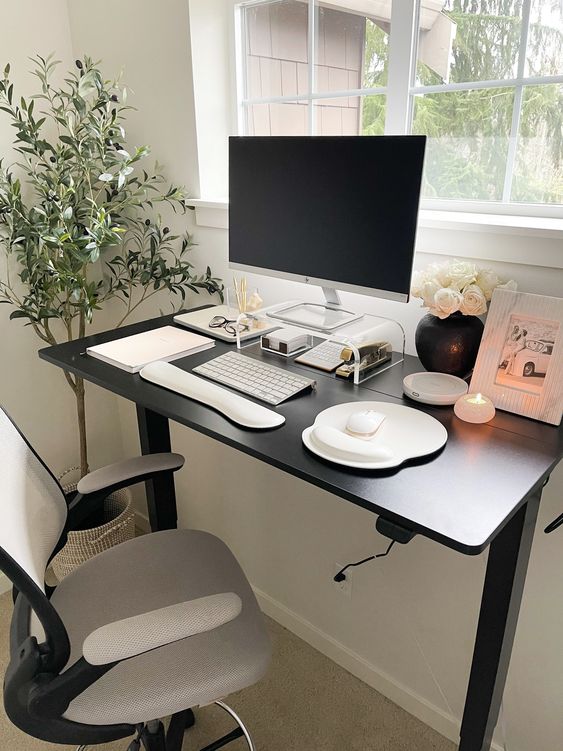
[311,425,394,462]
[140,361,285,429]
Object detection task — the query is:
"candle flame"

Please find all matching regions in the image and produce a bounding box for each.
[466,393,487,405]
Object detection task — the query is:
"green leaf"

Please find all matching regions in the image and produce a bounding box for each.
[78,69,98,98]
[38,308,59,319]
[99,172,113,182]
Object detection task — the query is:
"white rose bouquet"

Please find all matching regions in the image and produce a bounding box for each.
[411,260,517,319]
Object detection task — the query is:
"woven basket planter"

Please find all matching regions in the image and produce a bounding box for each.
[51,471,135,581]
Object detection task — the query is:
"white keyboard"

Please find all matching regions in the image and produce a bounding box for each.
[193,351,316,405]
[295,340,346,373]
[140,361,285,429]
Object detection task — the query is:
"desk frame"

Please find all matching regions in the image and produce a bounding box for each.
[460,490,540,750]
[39,310,561,751]
[134,407,542,751]
[136,406,178,530]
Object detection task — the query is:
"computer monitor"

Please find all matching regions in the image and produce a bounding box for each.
[229,135,426,330]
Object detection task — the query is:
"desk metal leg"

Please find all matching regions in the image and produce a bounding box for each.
[136,406,178,531]
[459,490,541,751]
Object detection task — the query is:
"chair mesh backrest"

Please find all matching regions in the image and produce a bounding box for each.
[0,408,67,592]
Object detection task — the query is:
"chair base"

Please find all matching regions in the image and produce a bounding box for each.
[206,701,255,751]
[123,702,254,751]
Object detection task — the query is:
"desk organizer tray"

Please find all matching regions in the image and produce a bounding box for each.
[174,305,279,343]
[302,401,447,470]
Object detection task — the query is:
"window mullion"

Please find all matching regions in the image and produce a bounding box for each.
[502,0,532,202]
[502,85,524,202]
[411,73,563,96]
[308,0,316,135]
[234,4,246,135]
[384,0,418,134]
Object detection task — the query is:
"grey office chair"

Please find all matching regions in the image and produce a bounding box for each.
[0,405,271,751]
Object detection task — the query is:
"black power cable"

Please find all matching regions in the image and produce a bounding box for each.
[545,512,563,534]
[541,477,561,534]
[333,540,396,582]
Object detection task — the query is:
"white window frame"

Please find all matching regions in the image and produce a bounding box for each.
[235,0,563,219]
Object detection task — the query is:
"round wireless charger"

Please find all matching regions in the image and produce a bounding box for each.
[403,372,468,406]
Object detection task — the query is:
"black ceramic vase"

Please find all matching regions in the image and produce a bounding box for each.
[415,311,484,377]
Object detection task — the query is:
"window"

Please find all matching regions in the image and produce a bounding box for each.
[239,0,391,137]
[236,0,563,212]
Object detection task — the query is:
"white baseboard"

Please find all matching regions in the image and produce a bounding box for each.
[254,587,504,751]
[0,572,11,595]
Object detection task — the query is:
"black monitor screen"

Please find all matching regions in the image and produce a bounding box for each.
[229,136,426,300]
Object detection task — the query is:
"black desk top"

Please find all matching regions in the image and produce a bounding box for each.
[40,308,562,555]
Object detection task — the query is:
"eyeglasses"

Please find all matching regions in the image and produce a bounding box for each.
[208,315,250,337]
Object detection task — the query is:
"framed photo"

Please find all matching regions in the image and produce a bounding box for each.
[470,289,563,426]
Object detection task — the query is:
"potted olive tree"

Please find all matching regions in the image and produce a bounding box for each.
[0,55,222,477]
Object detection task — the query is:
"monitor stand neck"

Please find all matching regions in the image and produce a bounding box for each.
[322,287,342,308]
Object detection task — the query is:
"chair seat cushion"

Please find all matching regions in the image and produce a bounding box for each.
[45,529,271,726]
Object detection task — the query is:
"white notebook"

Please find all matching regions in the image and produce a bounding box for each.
[87,326,215,373]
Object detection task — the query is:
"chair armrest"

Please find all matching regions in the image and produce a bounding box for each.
[76,453,185,495]
[66,453,185,530]
[82,593,242,666]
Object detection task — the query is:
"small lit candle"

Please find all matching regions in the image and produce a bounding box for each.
[454,392,496,424]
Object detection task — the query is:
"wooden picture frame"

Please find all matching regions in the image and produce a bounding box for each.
[470,289,563,426]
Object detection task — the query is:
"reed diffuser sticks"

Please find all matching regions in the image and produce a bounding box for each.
[234,275,247,313]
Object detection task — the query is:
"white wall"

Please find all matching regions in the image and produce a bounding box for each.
[0,0,128,478]
[3,2,562,750]
[66,0,218,313]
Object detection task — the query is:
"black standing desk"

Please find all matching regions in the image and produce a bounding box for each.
[39,308,563,751]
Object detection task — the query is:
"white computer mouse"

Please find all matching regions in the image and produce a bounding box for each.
[345,410,386,439]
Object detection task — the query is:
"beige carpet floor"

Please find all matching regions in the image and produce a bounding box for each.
[0,591,454,750]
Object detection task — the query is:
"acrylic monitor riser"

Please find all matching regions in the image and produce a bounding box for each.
[267,288,364,332]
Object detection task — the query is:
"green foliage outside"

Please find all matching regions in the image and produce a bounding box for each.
[361,20,388,137]
[361,1,562,203]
